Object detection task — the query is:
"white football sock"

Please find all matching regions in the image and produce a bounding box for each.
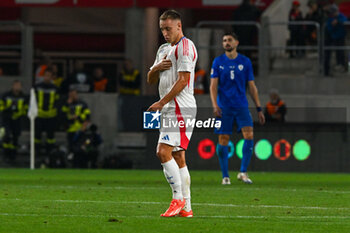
[161,158,183,200]
[179,166,191,211]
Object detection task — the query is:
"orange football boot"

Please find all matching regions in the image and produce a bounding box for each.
[178,209,193,218]
[160,199,186,217]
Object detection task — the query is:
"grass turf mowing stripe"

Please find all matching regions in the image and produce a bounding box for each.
[0,213,349,220]
[0,198,349,211]
[5,184,350,195]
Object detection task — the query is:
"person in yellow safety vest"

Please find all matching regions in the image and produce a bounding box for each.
[52,64,64,89]
[118,59,141,95]
[61,88,91,151]
[0,80,28,163]
[34,67,60,155]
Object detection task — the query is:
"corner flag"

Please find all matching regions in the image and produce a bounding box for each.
[28,88,38,119]
[28,88,38,170]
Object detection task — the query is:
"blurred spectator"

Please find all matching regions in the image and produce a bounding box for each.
[232,0,261,58]
[93,67,108,92]
[324,4,347,76]
[118,59,141,95]
[264,89,287,123]
[34,68,60,156]
[35,56,52,84]
[0,67,3,76]
[71,124,102,168]
[288,1,305,58]
[318,0,333,22]
[305,0,323,45]
[61,61,94,94]
[61,88,91,152]
[194,66,208,95]
[0,80,28,163]
[52,64,64,89]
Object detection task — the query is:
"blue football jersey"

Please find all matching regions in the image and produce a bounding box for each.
[210,53,254,108]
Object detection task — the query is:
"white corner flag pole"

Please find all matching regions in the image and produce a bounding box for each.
[28,88,38,170]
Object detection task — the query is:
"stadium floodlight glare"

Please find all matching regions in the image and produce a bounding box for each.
[293,139,311,161]
[255,139,272,160]
[236,139,244,159]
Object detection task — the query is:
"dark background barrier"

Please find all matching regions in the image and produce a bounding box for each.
[118,95,158,132]
[144,123,350,173]
[116,95,349,172]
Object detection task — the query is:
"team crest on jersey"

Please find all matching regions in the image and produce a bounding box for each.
[238,65,244,71]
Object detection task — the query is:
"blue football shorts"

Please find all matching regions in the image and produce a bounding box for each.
[214,107,253,134]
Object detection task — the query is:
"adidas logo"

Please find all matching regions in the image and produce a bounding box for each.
[161,135,170,141]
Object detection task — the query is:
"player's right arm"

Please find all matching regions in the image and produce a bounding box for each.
[147,55,172,84]
[210,78,221,117]
[209,59,221,117]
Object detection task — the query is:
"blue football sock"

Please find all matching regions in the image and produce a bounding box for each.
[217,144,229,178]
[240,139,254,172]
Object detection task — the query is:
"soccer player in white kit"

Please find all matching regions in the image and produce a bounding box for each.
[147,10,198,217]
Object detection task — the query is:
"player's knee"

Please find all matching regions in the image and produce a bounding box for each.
[172,152,180,161]
[218,135,229,146]
[173,155,186,168]
[156,148,165,159]
[175,158,186,168]
[243,132,254,140]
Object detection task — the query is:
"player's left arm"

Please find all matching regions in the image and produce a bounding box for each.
[248,80,265,125]
[147,72,189,111]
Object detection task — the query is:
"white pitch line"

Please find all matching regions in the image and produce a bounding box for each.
[0,213,114,218]
[222,187,350,195]
[0,212,349,220]
[0,198,349,211]
[4,184,350,195]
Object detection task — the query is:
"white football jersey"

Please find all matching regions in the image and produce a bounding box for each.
[151,37,198,110]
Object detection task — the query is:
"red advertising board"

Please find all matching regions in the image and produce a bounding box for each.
[0,0,133,7]
[0,0,273,9]
[137,0,273,9]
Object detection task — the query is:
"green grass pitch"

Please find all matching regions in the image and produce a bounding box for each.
[0,169,350,233]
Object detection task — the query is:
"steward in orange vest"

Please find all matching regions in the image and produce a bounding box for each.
[264,90,287,122]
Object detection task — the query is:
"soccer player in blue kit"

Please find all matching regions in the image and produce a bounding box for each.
[210,32,265,184]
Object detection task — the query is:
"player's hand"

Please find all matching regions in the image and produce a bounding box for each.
[147,101,164,112]
[213,106,222,118]
[258,111,265,125]
[156,55,172,71]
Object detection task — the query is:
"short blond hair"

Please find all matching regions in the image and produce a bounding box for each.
[159,10,182,21]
